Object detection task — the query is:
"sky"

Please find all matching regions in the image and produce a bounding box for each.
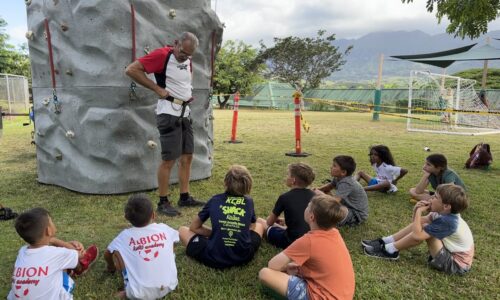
[2,0,500,48]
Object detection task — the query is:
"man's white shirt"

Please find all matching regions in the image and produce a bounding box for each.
[156,56,192,117]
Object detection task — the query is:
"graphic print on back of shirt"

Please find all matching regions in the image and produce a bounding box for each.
[128,232,168,262]
[219,196,248,247]
[12,265,49,298]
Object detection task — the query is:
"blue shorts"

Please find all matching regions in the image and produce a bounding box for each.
[368,178,378,186]
[287,275,309,300]
[267,226,292,249]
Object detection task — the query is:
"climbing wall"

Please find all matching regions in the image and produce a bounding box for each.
[26,0,223,194]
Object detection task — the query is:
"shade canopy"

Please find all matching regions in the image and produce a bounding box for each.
[390,43,500,68]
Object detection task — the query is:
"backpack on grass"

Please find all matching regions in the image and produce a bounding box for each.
[465,143,492,169]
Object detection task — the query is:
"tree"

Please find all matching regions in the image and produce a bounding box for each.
[257,30,352,91]
[453,68,500,89]
[0,18,31,78]
[213,40,265,109]
[402,0,500,39]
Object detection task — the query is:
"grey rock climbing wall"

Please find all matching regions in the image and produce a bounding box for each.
[26,0,223,194]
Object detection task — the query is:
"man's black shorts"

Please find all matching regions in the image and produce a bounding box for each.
[156,114,194,161]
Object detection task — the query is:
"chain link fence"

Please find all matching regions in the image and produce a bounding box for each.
[0,74,30,114]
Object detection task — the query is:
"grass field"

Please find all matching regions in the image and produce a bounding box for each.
[1,110,499,299]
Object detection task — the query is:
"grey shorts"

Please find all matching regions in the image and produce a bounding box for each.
[428,247,470,275]
[156,114,194,161]
[337,208,359,227]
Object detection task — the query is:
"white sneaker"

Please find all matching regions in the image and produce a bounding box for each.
[388,184,398,193]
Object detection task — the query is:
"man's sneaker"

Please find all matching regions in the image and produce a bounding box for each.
[157,202,181,216]
[364,245,399,260]
[361,238,384,251]
[178,195,205,207]
[74,245,98,276]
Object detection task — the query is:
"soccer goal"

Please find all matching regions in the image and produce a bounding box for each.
[407,70,500,135]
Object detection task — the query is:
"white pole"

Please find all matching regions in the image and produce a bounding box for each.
[376,53,384,89]
[455,78,461,128]
[6,74,12,114]
[481,37,490,90]
[407,70,413,131]
[23,77,29,111]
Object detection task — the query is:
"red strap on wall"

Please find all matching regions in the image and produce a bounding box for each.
[44,19,56,89]
[130,4,136,62]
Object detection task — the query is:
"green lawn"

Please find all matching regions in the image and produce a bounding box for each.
[1,110,499,299]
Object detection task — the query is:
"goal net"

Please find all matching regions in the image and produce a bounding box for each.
[407,70,500,135]
[0,74,30,114]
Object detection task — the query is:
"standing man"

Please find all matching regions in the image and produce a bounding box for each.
[126,32,205,216]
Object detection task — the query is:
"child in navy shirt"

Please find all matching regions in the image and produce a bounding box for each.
[179,165,264,269]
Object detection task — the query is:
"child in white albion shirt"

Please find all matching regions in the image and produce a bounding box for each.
[8,208,98,300]
[356,145,408,193]
[104,194,180,300]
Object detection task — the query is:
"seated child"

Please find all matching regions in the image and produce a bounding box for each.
[410,153,465,203]
[179,165,264,269]
[356,145,408,193]
[259,194,355,300]
[363,184,474,275]
[8,208,98,300]
[257,162,316,249]
[104,194,179,299]
[465,142,492,169]
[317,155,368,226]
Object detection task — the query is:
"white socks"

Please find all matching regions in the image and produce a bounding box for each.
[382,235,394,244]
[384,243,398,254]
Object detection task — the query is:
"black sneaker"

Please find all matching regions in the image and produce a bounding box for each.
[361,238,384,251]
[364,245,399,260]
[157,202,181,216]
[178,195,206,207]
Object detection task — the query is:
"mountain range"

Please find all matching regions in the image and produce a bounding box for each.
[331,30,500,81]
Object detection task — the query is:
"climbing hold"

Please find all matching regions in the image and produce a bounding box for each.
[147,140,157,149]
[65,130,75,138]
[55,152,62,160]
[65,69,73,76]
[25,0,31,5]
[25,31,34,40]
[60,23,69,31]
[42,98,50,106]
[168,9,176,19]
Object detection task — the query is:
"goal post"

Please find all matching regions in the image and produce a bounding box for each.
[407,70,500,135]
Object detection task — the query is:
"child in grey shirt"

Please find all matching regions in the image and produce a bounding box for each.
[317,155,368,226]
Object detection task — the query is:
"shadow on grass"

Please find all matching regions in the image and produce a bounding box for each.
[2,151,36,165]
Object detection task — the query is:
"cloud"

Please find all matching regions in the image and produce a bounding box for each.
[7,25,27,47]
[212,0,500,46]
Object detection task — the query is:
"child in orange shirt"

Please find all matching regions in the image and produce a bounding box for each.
[258,194,355,300]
